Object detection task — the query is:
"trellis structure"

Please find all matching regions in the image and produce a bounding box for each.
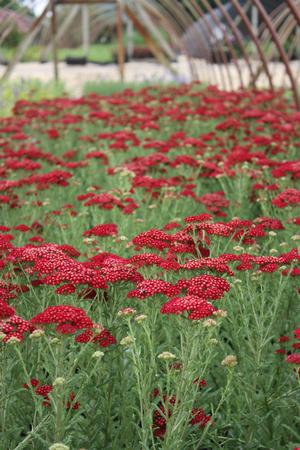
[1,1,300,108]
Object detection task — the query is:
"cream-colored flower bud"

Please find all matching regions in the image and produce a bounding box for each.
[53,377,66,387]
[268,231,277,237]
[279,242,288,247]
[7,336,21,345]
[291,234,300,241]
[270,248,278,254]
[120,335,135,346]
[49,444,70,450]
[29,329,45,339]
[213,309,228,318]
[233,245,244,252]
[135,314,147,323]
[221,355,238,368]
[92,351,104,359]
[203,319,217,328]
[158,352,176,360]
[117,307,136,317]
[49,337,60,345]
[209,338,219,345]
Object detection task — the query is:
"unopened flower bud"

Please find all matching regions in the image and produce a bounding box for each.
[233,245,243,252]
[120,335,135,346]
[117,307,136,317]
[92,351,104,359]
[279,242,288,247]
[221,355,238,368]
[213,309,227,318]
[53,377,66,387]
[203,319,217,328]
[29,329,45,339]
[7,336,21,345]
[291,235,300,241]
[158,352,176,360]
[135,314,147,323]
[49,444,70,450]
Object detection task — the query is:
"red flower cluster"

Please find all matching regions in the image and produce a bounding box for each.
[0,315,34,342]
[83,223,118,237]
[31,305,94,334]
[23,378,80,409]
[152,390,211,438]
[271,188,300,208]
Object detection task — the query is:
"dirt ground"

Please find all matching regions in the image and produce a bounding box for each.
[1,56,299,96]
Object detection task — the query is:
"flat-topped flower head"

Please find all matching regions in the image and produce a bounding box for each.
[31,305,94,334]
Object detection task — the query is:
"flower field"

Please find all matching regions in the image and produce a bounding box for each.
[0,83,300,450]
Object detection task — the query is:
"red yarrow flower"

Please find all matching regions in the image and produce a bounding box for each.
[286,354,300,364]
[31,305,94,334]
[83,223,118,237]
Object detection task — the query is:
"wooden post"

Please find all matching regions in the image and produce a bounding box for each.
[126,15,134,61]
[43,5,80,60]
[251,5,258,55]
[51,0,59,81]
[82,5,90,58]
[116,0,125,82]
[0,3,50,83]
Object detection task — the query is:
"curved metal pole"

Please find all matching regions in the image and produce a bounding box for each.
[187,0,228,89]
[180,0,218,86]
[230,0,274,91]
[201,0,244,90]
[158,0,216,85]
[252,0,300,109]
[214,0,255,88]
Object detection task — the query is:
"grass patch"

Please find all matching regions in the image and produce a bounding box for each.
[0,79,65,117]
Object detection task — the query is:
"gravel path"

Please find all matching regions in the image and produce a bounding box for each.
[1,56,299,95]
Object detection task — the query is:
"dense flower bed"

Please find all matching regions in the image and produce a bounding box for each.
[0,83,299,449]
